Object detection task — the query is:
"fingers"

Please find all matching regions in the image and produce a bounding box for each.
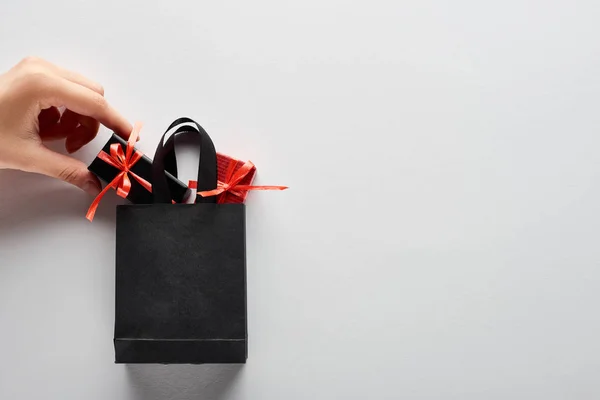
[38,108,77,141]
[66,123,98,153]
[59,108,79,130]
[39,108,103,152]
[38,107,60,132]
[40,75,132,138]
[58,109,100,153]
[38,121,73,141]
[19,56,104,95]
[39,60,104,95]
[3,57,132,195]
[23,145,102,195]
[14,57,132,138]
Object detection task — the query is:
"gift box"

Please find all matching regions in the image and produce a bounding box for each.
[186,152,295,208]
[88,133,190,205]
[187,154,258,203]
[161,137,258,204]
[113,118,248,364]
[215,153,257,203]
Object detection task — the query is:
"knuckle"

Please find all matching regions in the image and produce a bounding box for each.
[16,57,45,76]
[92,94,108,111]
[13,57,52,90]
[58,167,80,184]
[27,71,51,86]
[27,72,54,94]
[12,71,52,95]
[19,56,41,67]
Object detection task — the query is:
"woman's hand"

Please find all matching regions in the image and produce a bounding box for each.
[0,57,131,195]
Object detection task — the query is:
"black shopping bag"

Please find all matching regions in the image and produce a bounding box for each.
[114,118,247,364]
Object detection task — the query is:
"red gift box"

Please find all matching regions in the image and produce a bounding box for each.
[216,152,257,204]
[189,153,286,204]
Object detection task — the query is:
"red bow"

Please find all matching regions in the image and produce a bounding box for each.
[86,122,152,221]
[192,160,287,202]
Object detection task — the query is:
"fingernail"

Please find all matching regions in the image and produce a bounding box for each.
[83,181,101,196]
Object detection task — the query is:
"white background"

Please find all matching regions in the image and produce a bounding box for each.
[1,1,600,399]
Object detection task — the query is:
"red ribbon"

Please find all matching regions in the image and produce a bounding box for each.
[86,122,152,221]
[191,159,287,203]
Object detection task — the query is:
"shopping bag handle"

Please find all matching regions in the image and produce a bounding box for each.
[151,117,218,204]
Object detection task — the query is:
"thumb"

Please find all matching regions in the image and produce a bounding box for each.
[25,145,102,196]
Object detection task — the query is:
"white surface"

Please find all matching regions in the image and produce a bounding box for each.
[1,1,600,399]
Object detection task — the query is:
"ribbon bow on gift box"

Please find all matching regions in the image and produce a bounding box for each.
[86,122,152,221]
[190,159,287,203]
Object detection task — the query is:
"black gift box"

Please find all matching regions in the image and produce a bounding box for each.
[88,134,191,204]
[113,118,247,364]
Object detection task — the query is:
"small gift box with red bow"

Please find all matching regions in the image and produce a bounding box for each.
[188,153,284,204]
[87,131,190,214]
[210,153,257,203]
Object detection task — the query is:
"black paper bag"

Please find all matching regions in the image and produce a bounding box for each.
[114,118,247,364]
